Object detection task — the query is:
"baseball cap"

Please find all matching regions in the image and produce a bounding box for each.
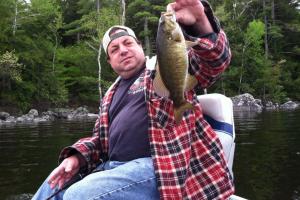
[102,25,137,55]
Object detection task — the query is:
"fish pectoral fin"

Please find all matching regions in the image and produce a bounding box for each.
[185,40,198,48]
[184,73,198,92]
[153,62,170,97]
[174,102,194,124]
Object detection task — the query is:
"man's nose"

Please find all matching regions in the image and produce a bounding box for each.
[119,44,128,55]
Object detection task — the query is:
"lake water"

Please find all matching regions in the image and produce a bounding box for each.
[0,110,300,200]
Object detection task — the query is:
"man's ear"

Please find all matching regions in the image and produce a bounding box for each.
[106,56,111,64]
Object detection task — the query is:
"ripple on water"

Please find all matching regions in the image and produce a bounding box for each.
[5,194,33,200]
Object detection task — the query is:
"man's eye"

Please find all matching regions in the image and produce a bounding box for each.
[111,48,117,54]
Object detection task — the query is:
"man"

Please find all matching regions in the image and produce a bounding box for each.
[32,0,234,199]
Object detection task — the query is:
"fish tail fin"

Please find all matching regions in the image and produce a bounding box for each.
[174,102,194,124]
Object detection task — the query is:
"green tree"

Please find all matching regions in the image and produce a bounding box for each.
[0,51,24,92]
[0,0,299,111]
[11,0,67,110]
[127,0,166,56]
[56,0,120,104]
[212,0,299,102]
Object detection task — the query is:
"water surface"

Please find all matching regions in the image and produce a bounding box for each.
[0,111,300,200]
[0,119,95,199]
[234,110,300,200]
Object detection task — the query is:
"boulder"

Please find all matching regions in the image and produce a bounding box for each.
[0,106,99,126]
[67,106,89,119]
[5,116,16,123]
[280,101,299,110]
[254,99,263,107]
[231,93,263,112]
[41,111,56,121]
[74,106,89,115]
[17,115,34,123]
[265,101,278,110]
[27,109,39,117]
[0,112,10,120]
[51,108,73,119]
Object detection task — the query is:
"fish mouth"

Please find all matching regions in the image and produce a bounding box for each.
[160,11,176,23]
[164,11,173,17]
[162,11,176,20]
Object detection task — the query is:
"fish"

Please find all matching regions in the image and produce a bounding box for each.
[155,11,198,123]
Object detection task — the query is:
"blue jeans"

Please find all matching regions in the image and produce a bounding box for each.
[32,157,159,200]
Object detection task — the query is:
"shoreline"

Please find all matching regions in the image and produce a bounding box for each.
[0,93,299,126]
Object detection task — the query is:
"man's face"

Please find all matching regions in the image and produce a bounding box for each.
[107,30,145,79]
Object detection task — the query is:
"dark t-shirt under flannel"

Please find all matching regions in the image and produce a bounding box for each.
[108,67,150,161]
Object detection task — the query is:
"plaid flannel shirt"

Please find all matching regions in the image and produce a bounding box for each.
[59,1,234,198]
[59,29,234,199]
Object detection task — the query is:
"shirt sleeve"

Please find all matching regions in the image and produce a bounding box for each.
[57,80,117,173]
[181,0,231,89]
[58,116,102,173]
[188,30,231,89]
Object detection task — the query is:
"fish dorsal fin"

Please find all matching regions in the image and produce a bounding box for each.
[185,40,198,49]
[153,61,170,98]
[184,73,198,92]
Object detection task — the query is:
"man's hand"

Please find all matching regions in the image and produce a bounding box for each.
[47,154,82,189]
[167,0,213,35]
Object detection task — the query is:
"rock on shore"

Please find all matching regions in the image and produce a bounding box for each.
[231,93,299,112]
[231,93,263,112]
[0,94,299,125]
[0,107,98,125]
[280,101,299,110]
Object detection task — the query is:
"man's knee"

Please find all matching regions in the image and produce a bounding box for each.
[63,180,86,200]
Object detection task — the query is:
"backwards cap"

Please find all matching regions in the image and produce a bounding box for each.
[102,25,137,55]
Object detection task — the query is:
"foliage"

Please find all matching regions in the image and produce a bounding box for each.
[127,0,166,55]
[0,0,299,111]
[56,43,99,103]
[0,51,24,83]
[212,0,300,103]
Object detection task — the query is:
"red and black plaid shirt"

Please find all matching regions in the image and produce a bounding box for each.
[59,30,234,199]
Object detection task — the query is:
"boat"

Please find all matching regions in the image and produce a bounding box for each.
[198,93,247,200]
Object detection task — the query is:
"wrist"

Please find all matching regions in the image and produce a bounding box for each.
[193,13,214,35]
[74,153,87,167]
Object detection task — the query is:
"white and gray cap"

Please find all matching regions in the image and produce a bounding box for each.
[102,25,137,55]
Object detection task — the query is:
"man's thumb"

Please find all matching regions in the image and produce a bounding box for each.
[65,160,73,173]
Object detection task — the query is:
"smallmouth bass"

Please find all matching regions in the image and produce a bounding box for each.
[155,11,198,123]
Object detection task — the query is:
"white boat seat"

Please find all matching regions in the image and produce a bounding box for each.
[198,93,236,178]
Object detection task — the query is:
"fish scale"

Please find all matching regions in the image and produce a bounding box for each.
[155,11,198,123]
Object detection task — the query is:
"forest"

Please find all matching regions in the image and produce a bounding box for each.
[0,0,299,112]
